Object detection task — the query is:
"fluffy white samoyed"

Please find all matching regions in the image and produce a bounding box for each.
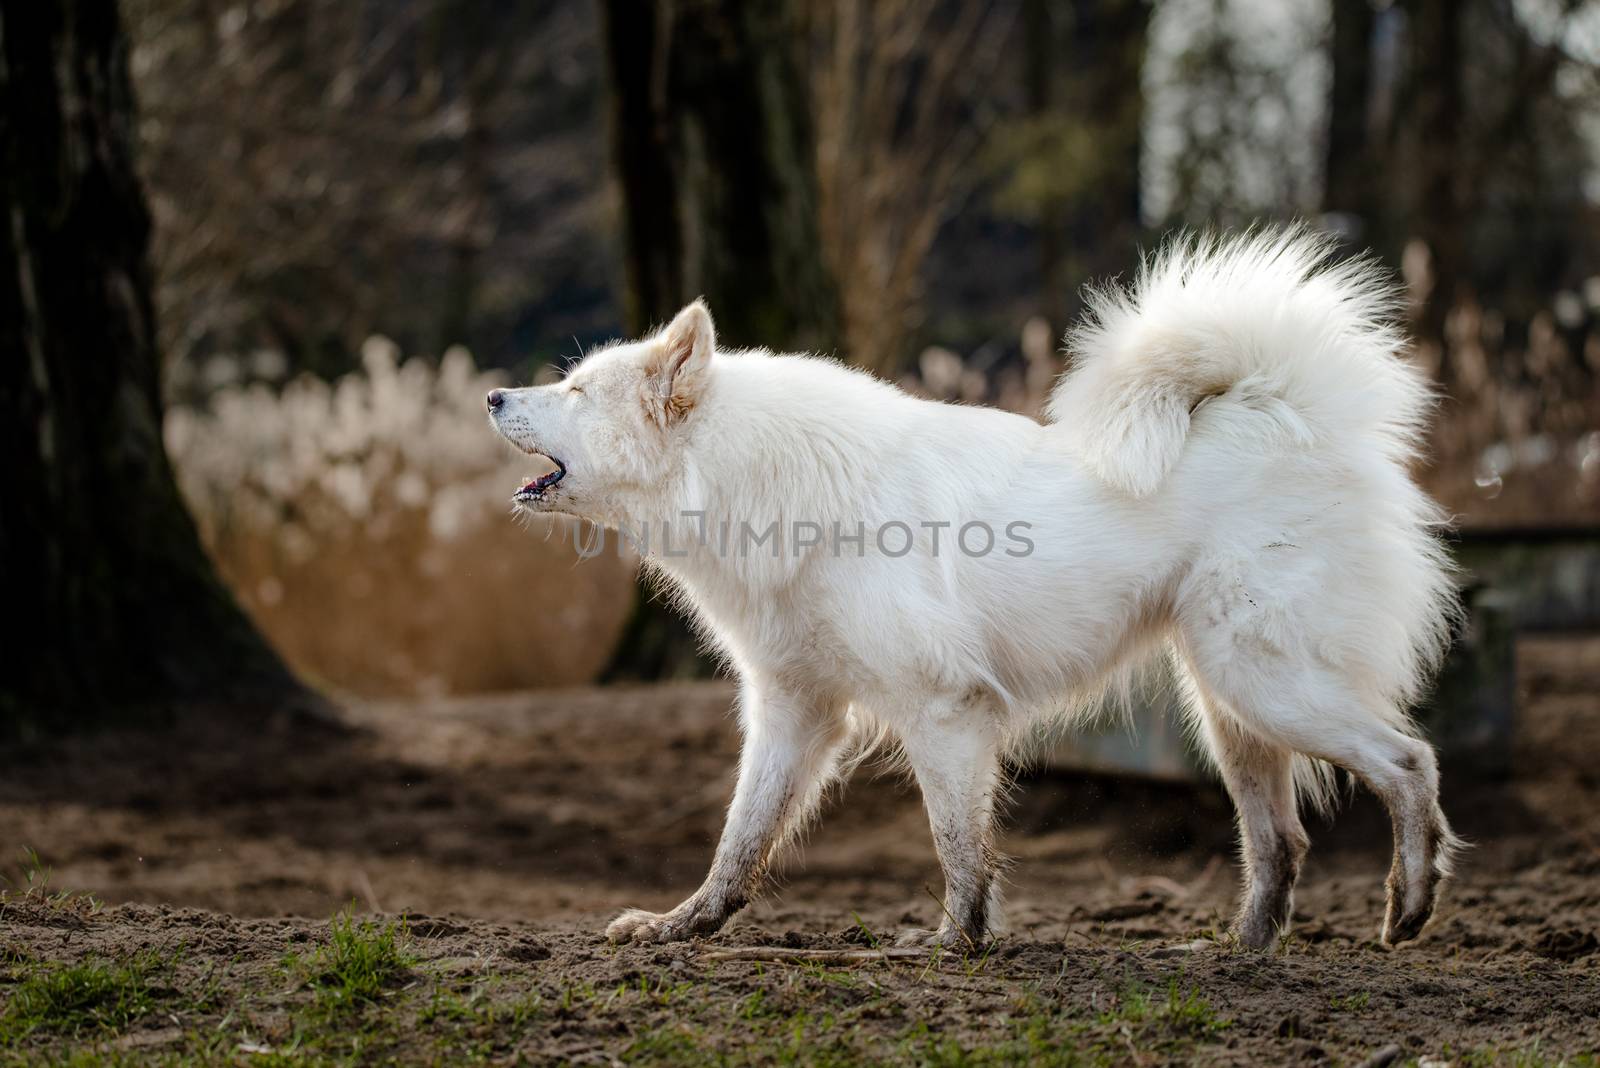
[489,228,1459,951]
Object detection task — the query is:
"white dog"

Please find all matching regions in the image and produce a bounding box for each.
[488,229,1459,951]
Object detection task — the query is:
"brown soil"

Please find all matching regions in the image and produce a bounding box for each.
[2,637,1598,1065]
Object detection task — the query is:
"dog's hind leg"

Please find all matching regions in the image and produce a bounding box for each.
[606,679,847,944]
[1179,637,1456,947]
[1371,736,1457,945]
[1185,682,1308,949]
[1268,702,1451,945]
[1287,711,1454,946]
[895,696,1006,949]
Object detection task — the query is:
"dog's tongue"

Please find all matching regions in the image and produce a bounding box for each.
[518,465,564,496]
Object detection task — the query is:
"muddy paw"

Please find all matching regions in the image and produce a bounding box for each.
[1233,914,1285,952]
[1380,901,1433,946]
[893,925,982,951]
[607,908,672,944]
[1381,880,1436,947]
[605,903,725,945]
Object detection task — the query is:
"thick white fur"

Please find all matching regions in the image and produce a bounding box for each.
[490,228,1460,951]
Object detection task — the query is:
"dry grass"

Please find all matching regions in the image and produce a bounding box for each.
[1404,250,1600,526]
[906,264,1600,528]
[165,339,635,697]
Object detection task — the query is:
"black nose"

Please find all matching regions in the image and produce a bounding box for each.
[486,389,505,412]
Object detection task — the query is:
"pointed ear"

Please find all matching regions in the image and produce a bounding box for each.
[646,299,715,422]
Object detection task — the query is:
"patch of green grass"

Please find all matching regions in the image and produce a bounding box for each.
[796,960,864,990]
[420,982,542,1030]
[0,945,38,969]
[909,981,1227,1067]
[556,977,601,1014]
[625,1026,713,1066]
[1106,978,1231,1041]
[900,979,1231,1067]
[624,1010,861,1068]
[0,847,102,922]
[850,911,882,949]
[0,954,160,1043]
[901,1017,1090,1067]
[609,974,696,1009]
[736,988,775,1020]
[281,910,416,1017]
[1330,990,1372,1012]
[412,983,543,1065]
[1446,1045,1600,1068]
[615,977,1231,1068]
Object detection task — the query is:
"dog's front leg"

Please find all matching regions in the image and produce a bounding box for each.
[896,701,1005,949]
[606,682,845,944]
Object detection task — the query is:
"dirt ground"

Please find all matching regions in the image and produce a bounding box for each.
[1,638,1598,1065]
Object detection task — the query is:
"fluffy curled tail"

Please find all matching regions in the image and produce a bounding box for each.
[1048,226,1434,497]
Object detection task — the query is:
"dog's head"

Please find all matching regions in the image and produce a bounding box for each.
[487,300,715,521]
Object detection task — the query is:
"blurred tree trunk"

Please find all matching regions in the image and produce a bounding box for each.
[598,0,839,679]
[0,0,300,728]
[600,0,838,353]
[1062,0,1149,291]
[1407,0,1465,361]
[1023,0,1068,325]
[997,0,1146,332]
[1324,0,1377,239]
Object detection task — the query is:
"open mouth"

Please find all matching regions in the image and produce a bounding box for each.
[513,452,567,502]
